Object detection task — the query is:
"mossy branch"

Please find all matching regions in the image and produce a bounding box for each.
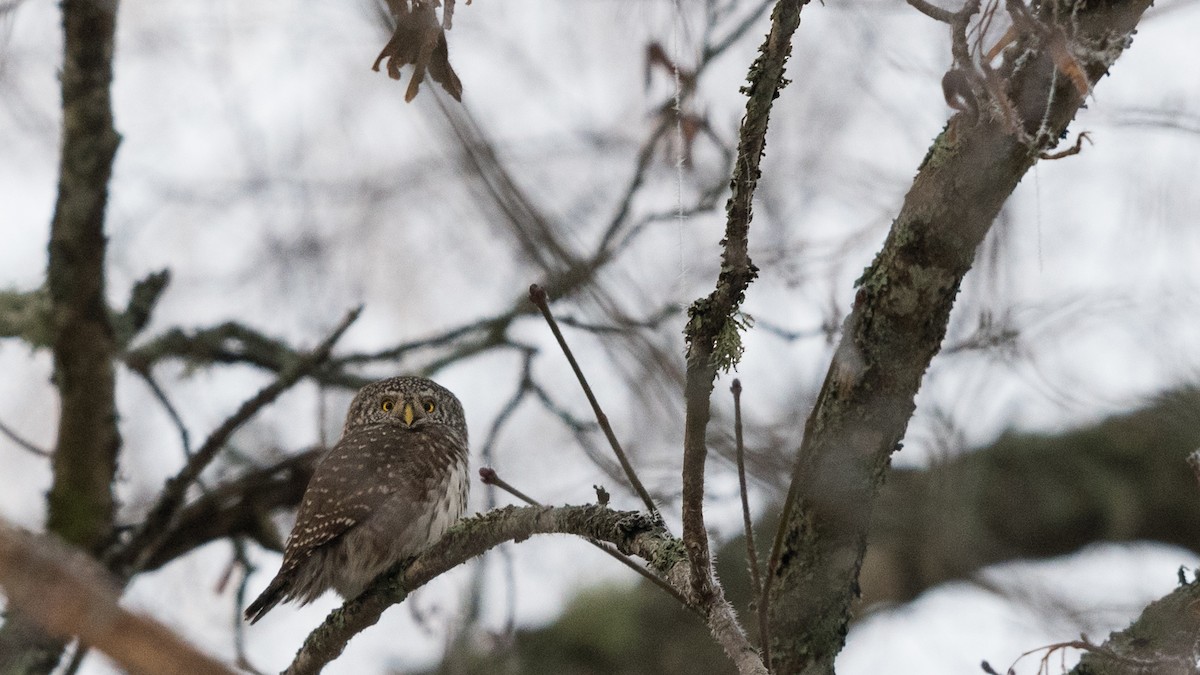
[764,0,1155,671]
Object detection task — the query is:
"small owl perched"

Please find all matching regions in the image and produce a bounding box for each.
[245,376,469,624]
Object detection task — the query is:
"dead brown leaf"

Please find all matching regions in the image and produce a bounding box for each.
[373,0,463,102]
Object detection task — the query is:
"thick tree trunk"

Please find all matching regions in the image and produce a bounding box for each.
[765,1,1155,672]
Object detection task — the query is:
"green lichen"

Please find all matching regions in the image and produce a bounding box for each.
[712,310,754,373]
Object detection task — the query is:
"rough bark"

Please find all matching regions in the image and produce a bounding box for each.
[0,1,123,672]
[45,0,122,561]
[765,1,1155,672]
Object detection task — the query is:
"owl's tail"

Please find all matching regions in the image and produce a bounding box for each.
[244,573,291,624]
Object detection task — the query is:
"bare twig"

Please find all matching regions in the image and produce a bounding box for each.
[477,468,540,508]
[731,380,765,658]
[528,284,659,516]
[132,367,193,458]
[1040,131,1092,160]
[112,307,361,576]
[906,0,958,24]
[0,521,235,675]
[0,417,49,458]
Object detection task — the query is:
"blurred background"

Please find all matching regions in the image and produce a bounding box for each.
[3,0,1200,672]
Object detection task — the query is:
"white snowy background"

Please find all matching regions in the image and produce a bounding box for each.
[2,0,1200,673]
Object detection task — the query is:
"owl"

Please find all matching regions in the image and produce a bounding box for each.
[244,376,469,624]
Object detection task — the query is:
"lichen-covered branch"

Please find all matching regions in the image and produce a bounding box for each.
[765,1,1154,672]
[284,505,679,675]
[283,503,759,675]
[45,0,122,557]
[0,289,53,348]
[678,1,806,671]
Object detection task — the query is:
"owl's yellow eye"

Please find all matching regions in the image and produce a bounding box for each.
[423,401,435,413]
[381,399,394,412]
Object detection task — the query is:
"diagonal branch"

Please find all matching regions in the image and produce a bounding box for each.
[529,284,659,515]
[111,307,361,577]
[1067,576,1200,674]
[284,505,679,675]
[0,521,235,675]
[764,0,1155,671]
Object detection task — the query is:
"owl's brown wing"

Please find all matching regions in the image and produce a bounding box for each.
[280,425,418,570]
[244,425,420,623]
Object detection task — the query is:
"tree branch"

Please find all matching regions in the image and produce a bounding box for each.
[141,449,321,571]
[677,1,806,671]
[479,467,691,611]
[861,387,1200,610]
[285,503,765,675]
[111,307,360,577]
[0,521,234,675]
[285,505,674,674]
[765,0,1155,671]
[1,2,126,671]
[45,0,122,557]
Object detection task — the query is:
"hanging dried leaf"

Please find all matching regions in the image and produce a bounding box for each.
[1046,31,1091,98]
[442,0,472,30]
[373,0,463,102]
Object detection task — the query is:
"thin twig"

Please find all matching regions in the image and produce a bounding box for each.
[478,467,693,612]
[111,307,362,576]
[732,380,765,660]
[528,284,659,516]
[477,468,541,508]
[228,539,262,674]
[0,418,49,458]
[133,367,193,458]
[906,0,957,23]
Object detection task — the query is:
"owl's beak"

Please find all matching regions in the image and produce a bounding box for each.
[402,402,416,426]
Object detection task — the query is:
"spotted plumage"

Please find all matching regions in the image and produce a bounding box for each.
[244,376,469,624]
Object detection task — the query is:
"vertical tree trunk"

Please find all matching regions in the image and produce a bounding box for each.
[0,1,122,672]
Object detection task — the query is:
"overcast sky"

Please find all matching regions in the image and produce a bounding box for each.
[3,0,1200,672]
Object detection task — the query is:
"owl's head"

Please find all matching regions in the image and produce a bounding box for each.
[345,376,467,435]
